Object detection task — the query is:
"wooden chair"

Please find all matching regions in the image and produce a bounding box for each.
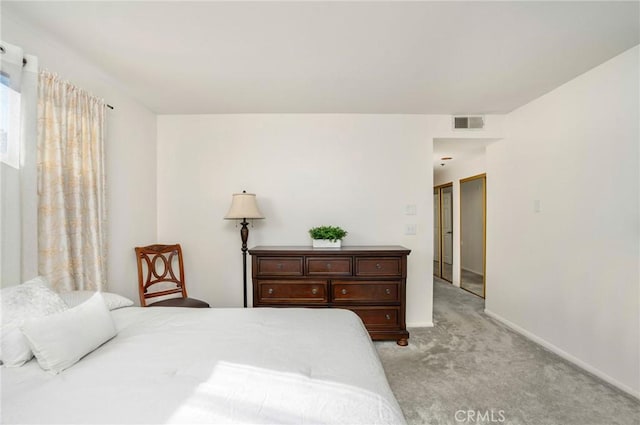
[135,244,209,308]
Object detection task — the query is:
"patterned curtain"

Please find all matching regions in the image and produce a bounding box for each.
[37,71,107,291]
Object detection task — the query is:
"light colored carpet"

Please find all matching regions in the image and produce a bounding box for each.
[375,278,640,425]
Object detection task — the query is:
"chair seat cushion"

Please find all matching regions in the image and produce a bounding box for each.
[148,297,209,308]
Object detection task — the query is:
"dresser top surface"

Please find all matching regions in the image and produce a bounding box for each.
[249,245,411,255]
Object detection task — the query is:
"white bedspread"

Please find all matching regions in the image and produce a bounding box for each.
[1,307,405,424]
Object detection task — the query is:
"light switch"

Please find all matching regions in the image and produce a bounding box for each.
[405,224,417,235]
[405,204,417,215]
[534,200,541,213]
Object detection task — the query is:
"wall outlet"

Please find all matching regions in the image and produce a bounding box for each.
[404,224,417,235]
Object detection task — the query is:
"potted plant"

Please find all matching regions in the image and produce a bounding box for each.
[309,225,348,248]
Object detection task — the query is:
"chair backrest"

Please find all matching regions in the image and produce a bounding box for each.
[135,244,188,307]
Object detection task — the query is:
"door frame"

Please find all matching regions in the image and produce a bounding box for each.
[459,173,486,298]
[434,182,453,283]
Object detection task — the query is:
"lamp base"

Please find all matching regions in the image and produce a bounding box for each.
[241,219,249,308]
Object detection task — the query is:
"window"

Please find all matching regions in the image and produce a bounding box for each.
[0,71,22,168]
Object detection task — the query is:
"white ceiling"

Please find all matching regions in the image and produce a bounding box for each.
[3,1,638,115]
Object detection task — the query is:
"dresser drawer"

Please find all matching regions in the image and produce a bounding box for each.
[306,257,352,276]
[256,257,303,276]
[257,280,327,304]
[332,281,399,303]
[344,307,400,329]
[355,257,402,277]
[249,246,410,345]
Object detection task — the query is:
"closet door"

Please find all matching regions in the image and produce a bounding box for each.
[433,188,441,277]
[440,185,453,282]
[433,183,453,282]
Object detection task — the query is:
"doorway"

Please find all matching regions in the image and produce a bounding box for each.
[460,174,486,297]
[433,183,453,282]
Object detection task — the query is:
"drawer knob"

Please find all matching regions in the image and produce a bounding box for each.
[311,288,318,295]
[385,288,391,295]
[268,288,274,295]
[341,289,348,295]
[277,263,283,269]
[376,263,382,270]
[326,263,332,269]
[385,314,391,320]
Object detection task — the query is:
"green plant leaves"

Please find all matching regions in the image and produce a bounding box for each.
[308,225,348,242]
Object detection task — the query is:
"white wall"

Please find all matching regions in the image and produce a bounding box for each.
[157,114,433,326]
[2,13,158,301]
[434,155,488,286]
[485,46,640,396]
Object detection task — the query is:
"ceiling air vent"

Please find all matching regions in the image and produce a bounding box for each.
[453,115,484,130]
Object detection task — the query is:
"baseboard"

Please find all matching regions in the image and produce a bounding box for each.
[484,309,640,400]
[407,321,434,328]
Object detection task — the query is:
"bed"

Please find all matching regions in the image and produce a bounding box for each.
[1,305,406,424]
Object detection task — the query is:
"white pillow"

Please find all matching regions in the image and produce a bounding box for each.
[59,291,134,310]
[1,276,68,367]
[21,292,117,373]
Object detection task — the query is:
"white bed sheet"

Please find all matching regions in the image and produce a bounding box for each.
[1,307,405,424]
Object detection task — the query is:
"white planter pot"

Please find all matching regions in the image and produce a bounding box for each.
[312,239,341,248]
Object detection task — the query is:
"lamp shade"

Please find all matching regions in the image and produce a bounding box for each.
[224,192,265,219]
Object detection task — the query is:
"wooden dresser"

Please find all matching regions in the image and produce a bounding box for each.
[248,246,411,346]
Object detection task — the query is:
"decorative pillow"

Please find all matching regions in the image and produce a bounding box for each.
[21,292,117,374]
[59,291,134,310]
[1,276,68,367]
